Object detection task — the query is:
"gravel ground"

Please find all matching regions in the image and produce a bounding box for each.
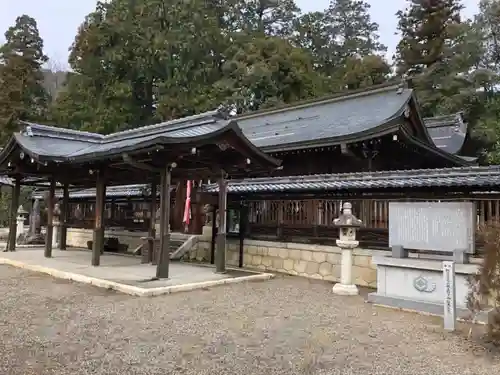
[0,265,498,375]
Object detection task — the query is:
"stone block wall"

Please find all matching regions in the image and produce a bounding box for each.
[66,228,145,251]
[186,234,387,288]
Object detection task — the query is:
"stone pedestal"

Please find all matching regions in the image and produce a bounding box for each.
[332,239,359,296]
[367,256,492,323]
[16,216,25,237]
[52,220,60,248]
[202,225,212,239]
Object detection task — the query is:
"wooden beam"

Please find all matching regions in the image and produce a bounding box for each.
[59,184,69,250]
[92,172,106,266]
[7,178,20,252]
[44,178,55,257]
[122,153,161,173]
[215,172,228,273]
[156,165,171,278]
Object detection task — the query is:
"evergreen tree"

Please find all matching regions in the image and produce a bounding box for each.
[0,15,49,143]
[293,0,389,91]
[224,0,301,37]
[51,0,328,128]
[214,35,323,113]
[395,0,477,116]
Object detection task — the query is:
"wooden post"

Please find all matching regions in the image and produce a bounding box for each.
[7,178,21,252]
[92,173,106,266]
[215,173,227,273]
[238,203,246,268]
[44,178,55,257]
[148,181,157,263]
[210,208,217,264]
[156,166,171,278]
[59,184,69,250]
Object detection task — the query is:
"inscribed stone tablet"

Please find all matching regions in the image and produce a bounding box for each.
[388,202,475,253]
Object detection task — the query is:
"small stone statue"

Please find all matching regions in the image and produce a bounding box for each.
[203,204,214,225]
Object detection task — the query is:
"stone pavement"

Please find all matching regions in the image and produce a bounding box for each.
[0,247,273,296]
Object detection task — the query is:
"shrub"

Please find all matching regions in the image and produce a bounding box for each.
[467,222,500,344]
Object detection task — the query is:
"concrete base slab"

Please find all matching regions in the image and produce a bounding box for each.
[0,248,274,297]
[332,283,359,296]
[367,292,494,325]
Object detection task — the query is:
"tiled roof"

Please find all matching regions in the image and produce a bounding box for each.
[423,113,467,155]
[202,166,500,194]
[12,110,229,161]
[0,176,13,186]
[32,184,152,200]
[1,109,279,172]
[236,84,414,151]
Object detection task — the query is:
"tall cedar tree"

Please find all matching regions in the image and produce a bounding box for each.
[0,15,49,143]
[293,0,389,91]
[395,0,478,116]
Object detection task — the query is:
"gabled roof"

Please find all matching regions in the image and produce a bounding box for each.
[0,110,280,182]
[235,83,416,152]
[423,113,468,155]
[202,166,500,194]
[5,110,272,163]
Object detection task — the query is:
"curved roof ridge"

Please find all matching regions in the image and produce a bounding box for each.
[235,83,409,121]
[102,110,221,142]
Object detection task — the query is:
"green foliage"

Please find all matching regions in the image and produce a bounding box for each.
[0,186,33,227]
[0,15,49,143]
[293,0,388,86]
[214,35,323,113]
[467,223,500,345]
[395,0,477,117]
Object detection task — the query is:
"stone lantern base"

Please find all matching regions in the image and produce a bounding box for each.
[332,238,359,296]
[332,283,359,296]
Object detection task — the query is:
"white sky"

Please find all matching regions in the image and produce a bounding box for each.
[0,0,480,66]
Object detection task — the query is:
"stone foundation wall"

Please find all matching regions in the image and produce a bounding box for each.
[186,235,386,288]
[66,228,146,251]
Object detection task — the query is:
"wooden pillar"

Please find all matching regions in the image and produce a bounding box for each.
[190,182,203,235]
[92,173,106,266]
[148,181,157,263]
[238,203,246,268]
[215,173,227,273]
[156,166,171,278]
[7,178,21,252]
[59,184,69,250]
[210,208,216,264]
[44,178,55,257]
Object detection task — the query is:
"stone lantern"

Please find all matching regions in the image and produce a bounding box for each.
[332,202,363,296]
[16,205,28,238]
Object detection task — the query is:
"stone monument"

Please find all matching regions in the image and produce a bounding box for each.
[332,202,363,296]
[367,202,492,324]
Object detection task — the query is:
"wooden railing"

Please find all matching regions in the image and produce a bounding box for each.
[246,197,500,249]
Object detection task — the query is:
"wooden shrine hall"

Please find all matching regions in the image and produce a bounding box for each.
[0,111,280,278]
